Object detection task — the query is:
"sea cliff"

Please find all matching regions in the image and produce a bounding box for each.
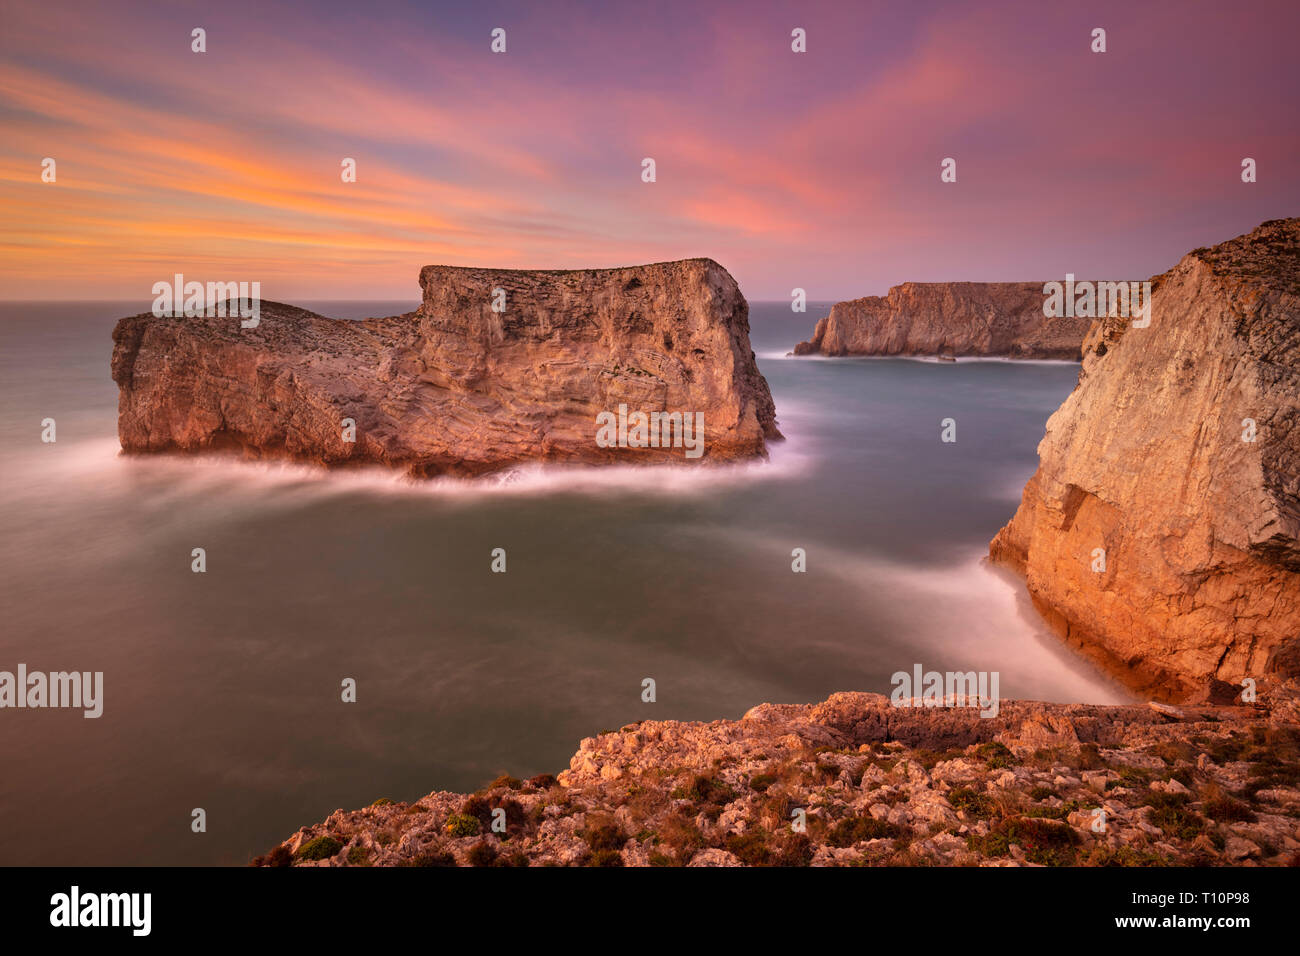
[793,281,1092,358]
[991,219,1300,702]
[111,259,779,477]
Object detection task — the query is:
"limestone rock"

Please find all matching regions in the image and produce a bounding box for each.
[256,684,1300,868]
[991,219,1300,701]
[112,259,780,477]
[793,282,1092,358]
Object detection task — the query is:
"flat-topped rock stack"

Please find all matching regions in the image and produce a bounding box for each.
[111,259,780,477]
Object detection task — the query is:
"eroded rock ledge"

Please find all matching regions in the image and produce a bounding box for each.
[991,219,1300,702]
[793,282,1092,358]
[111,259,779,477]
[257,686,1300,867]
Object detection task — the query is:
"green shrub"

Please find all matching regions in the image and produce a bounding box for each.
[444,813,481,838]
[1143,792,1204,840]
[974,742,1017,769]
[970,817,1080,866]
[296,835,343,861]
[347,845,372,865]
[948,787,994,818]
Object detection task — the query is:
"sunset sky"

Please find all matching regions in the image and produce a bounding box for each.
[2,0,1298,301]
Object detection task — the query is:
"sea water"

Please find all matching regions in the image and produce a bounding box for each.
[0,300,1124,864]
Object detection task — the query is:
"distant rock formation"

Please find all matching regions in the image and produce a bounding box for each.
[111,259,780,477]
[991,219,1300,702]
[793,282,1092,358]
[257,686,1300,867]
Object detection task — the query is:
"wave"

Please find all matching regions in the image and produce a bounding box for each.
[15,433,816,506]
[696,525,1130,705]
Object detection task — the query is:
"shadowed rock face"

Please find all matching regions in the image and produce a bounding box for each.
[991,219,1300,702]
[793,282,1093,358]
[111,258,780,477]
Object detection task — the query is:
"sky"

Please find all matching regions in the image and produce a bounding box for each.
[1,0,1298,301]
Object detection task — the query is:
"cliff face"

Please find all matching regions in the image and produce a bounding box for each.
[793,282,1093,358]
[111,259,780,477]
[258,687,1300,867]
[991,219,1300,701]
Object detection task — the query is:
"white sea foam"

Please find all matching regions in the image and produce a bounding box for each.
[770,352,1080,367]
[17,433,815,506]
[698,525,1130,705]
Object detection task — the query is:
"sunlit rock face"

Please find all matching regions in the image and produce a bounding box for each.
[112,258,780,477]
[992,219,1300,702]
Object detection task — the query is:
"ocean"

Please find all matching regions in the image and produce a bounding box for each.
[0,300,1127,865]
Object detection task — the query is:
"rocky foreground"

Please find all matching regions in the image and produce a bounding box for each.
[257,687,1300,867]
[111,259,779,477]
[793,281,1092,358]
[991,219,1300,701]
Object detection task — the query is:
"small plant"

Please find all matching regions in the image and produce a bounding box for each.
[1083,844,1169,867]
[444,813,481,838]
[347,845,372,865]
[827,815,902,847]
[581,819,628,854]
[401,850,456,867]
[948,787,994,819]
[467,840,498,867]
[974,742,1017,769]
[1143,792,1205,840]
[251,845,292,867]
[724,830,771,865]
[670,774,735,805]
[771,832,815,867]
[296,835,343,861]
[971,817,1080,866]
[1201,788,1256,823]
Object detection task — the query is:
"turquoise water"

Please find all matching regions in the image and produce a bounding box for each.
[0,300,1125,865]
